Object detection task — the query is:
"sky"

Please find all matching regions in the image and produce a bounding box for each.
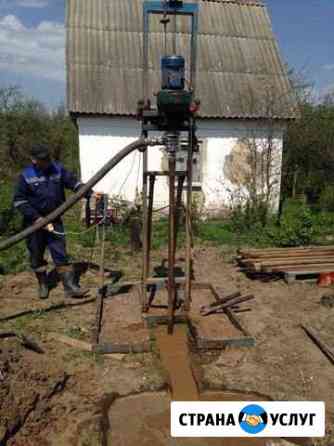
[0,0,333,109]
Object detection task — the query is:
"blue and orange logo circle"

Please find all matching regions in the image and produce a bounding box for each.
[238,404,268,434]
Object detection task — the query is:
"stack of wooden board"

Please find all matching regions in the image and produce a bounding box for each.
[237,246,334,283]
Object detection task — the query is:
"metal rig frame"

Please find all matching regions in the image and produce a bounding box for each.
[91,1,254,349]
[140,1,199,334]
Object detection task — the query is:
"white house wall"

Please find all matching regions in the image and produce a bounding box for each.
[78,117,285,212]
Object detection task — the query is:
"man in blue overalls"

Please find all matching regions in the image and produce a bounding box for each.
[13,144,92,300]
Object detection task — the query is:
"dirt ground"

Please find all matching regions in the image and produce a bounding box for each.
[0,245,333,445]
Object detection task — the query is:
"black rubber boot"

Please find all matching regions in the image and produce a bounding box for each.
[60,270,88,299]
[35,271,49,300]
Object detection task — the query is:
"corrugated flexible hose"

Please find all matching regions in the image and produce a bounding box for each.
[0,138,156,251]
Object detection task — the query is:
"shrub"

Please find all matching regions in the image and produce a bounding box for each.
[319,186,334,212]
[265,200,314,246]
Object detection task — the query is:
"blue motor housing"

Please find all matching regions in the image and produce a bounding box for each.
[161,55,185,90]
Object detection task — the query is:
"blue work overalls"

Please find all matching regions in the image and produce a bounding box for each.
[13,162,82,271]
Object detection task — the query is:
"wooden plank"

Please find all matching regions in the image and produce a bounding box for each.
[243,254,334,266]
[271,264,334,273]
[242,253,334,265]
[260,257,334,272]
[239,246,334,255]
[239,247,334,259]
[48,332,93,352]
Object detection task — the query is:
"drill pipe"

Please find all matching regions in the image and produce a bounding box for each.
[0,138,156,251]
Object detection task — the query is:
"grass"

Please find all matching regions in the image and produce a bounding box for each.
[3,311,50,337]
[3,178,334,276]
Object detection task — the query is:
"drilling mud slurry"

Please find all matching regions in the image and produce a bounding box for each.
[107,324,310,446]
[154,324,199,401]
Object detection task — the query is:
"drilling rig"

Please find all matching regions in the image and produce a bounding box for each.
[137,0,200,334]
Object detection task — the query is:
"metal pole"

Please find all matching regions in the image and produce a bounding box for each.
[143,7,149,101]
[174,175,185,244]
[185,122,194,311]
[93,194,108,345]
[142,149,149,312]
[146,174,156,282]
[190,10,199,94]
[168,155,176,334]
[173,13,177,54]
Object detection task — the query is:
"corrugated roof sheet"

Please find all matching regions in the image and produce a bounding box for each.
[66,0,297,119]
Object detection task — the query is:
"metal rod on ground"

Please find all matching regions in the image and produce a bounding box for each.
[301,325,334,365]
[201,294,255,316]
[93,194,108,345]
[168,155,177,334]
[200,291,241,310]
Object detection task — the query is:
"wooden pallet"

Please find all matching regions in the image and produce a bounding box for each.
[237,246,334,283]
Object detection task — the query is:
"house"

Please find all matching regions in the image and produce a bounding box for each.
[66,0,296,212]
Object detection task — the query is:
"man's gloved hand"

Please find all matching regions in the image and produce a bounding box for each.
[35,217,54,232]
[46,223,55,232]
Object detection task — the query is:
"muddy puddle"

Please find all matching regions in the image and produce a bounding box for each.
[107,325,309,446]
[107,391,309,446]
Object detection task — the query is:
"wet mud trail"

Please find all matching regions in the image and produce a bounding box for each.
[107,324,309,446]
[154,324,199,401]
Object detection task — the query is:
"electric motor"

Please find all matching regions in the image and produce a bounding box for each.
[161,55,185,90]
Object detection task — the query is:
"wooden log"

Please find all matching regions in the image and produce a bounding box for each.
[301,325,334,365]
[239,247,334,259]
